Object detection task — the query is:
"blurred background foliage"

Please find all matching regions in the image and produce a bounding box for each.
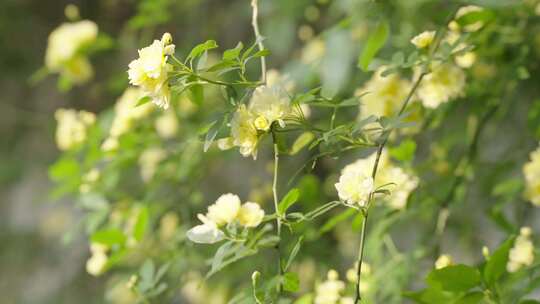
[1,0,540,303]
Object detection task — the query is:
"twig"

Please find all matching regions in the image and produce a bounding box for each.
[250,0,266,83]
[272,135,284,293]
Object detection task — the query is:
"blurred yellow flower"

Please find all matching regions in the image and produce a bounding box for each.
[45,20,98,84]
[356,68,411,119]
[335,161,374,207]
[86,243,108,276]
[417,63,466,109]
[314,270,346,304]
[54,108,96,150]
[435,254,453,269]
[507,227,535,272]
[138,147,166,182]
[523,146,540,206]
[155,109,179,139]
[411,31,436,49]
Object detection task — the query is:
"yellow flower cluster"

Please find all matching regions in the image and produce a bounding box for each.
[187,193,265,244]
[523,146,540,206]
[54,108,96,150]
[86,243,108,276]
[416,63,466,109]
[312,264,371,304]
[128,33,175,109]
[356,68,411,119]
[79,168,100,193]
[45,20,98,84]
[507,227,535,272]
[336,151,418,210]
[218,84,292,159]
[102,88,154,152]
[138,147,167,182]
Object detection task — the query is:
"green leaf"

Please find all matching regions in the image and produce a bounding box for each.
[136,96,152,107]
[484,236,515,286]
[284,236,304,271]
[403,288,456,304]
[456,10,495,27]
[454,291,484,304]
[91,228,126,246]
[290,132,315,155]
[188,40,218,60]
[389,139,417,163]
[190,84,204,105]
[133,206,149,242]
[320,208,356,234]
[223,42,244,60]
[426,264,481,293]
[282,272,300,292]
[278,188,300,215]
[203,119,221,152]
[294,294,314,304]
[358,21,390,71]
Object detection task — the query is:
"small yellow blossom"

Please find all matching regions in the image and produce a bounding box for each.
[159,212,179,241]
[79,168,100,193]
[335,162,374,207]
[435,254,453,269]
[314,270,346,304]
[138,147,166,182]
[227,104,259,159]
[128,34,175,109]
[206,193,241,226]
[186,214,225,244]
[417,63,466,109]
[45,20,98,84]
[455,5,485,32]
[301,38,326,65]
[249,85,291,128]
[523,146,540,206]
[411,31,436,49]
[55,108,96,150]
[455,51,477,69]
[507,227,535,272]
[237,202,265,227]
[86,243,108,276]
[155,109,179,139]
[356,68,411,119]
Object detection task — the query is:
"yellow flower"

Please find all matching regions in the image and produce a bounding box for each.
[411,31,436,49]
[455,5,485,32]
[301,38,326,65]
[86,243,108,276]
[417,63,466,109]
[237,202,265,227]
[523,146,540,206]
[335,162,374,207]
[507,227,535,272]
[45,20,98,84]
[249,85,291,128]
[455,51,477,69]
[435,254,453,269]
[206,193,241,226]
[159,212,180,241]
[314,270,346,304]
[128,34,175,109]
[230,104,259,159]
[138,147,166,182]
[54,108,96,150]
[155,109,179,139]
[356,68,411,119]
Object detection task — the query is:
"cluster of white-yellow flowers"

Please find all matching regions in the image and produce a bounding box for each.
[356,68,411,120]
[218,84,292,159]
[45,20,98,84]
[523,146,540,206]
[507,227,535,273]
[79,168,100,193]
[128,33,175,109]
[335,151,418,209]
[86,243,108,276]
[54,108,96,151]
[102,88,154,152]
[187,193,265,244]
[138,147,167,182]
[312,264,371,304]
[416,63,466,109]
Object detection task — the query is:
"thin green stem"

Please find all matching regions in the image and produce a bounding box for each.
[272,134,283,293]
[250,0,266,84]
[354,210,368,302]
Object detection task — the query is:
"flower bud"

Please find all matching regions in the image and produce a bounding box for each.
[161,32,173,45]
